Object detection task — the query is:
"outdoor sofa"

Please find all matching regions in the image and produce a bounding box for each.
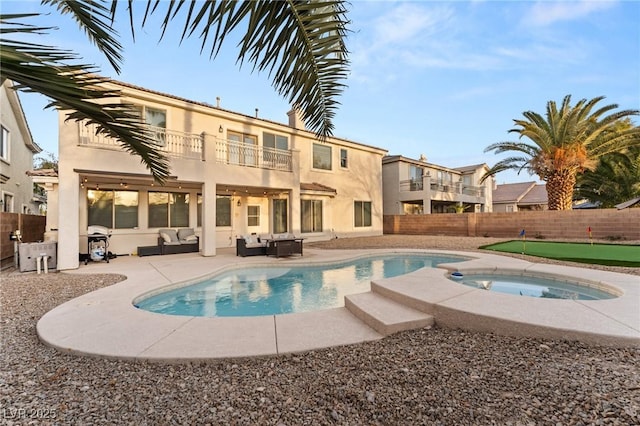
[137,228,199,256]
[158,228,200,255]
[236,233,303,257]
[236,234,267,257]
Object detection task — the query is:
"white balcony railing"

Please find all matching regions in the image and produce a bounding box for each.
[215,138,292,171]
[79,123,293,171]
[78,123,204,160]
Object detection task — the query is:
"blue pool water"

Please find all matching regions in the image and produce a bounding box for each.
[136,254,466,317]
[450,273,617,300]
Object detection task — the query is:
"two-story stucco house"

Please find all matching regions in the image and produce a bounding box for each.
[382,155,493,215]
[492,182,548,212]
[48,80,387,270]
[1,80,42,214]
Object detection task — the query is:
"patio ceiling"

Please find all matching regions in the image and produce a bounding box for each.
[217,185,290,198]
[74,169,202,190]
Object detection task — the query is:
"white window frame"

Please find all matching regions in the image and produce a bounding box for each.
[340,148,348,168]
[1,125,9,162]
[247,205,260,227]
[312,143,332,171]
[354,200,372,228]
[2,191,14,213]
[301,199,323,233]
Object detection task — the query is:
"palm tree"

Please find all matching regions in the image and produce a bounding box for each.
[0,1,349,183]
[575,146,640,208]
[482,95,640,210]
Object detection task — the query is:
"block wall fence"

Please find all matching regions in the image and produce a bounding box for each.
[383,209,640,240]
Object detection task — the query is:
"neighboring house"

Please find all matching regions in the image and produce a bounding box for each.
[492,182,548,212]
[382,155,493,215]
[0,80,42,214]
[49,80,387,270]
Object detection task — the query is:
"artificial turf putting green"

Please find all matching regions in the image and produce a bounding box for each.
[479,240,640,267]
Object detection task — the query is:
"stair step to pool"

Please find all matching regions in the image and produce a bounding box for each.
[345,292,434,336]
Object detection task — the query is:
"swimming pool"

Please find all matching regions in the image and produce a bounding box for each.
[449,273,618,300]
[136,254,467,317]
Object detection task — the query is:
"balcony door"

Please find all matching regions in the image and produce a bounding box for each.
[228,131,257,166]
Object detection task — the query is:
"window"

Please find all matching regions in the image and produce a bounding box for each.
[197,194,202,227]
[409,165,423,190]
[170,193,189,227]
[2,192,14,212]
[301,199,322,233]
[148,192,189,228]
[247,205,260,226]
[313,143,332,170]
[354,201,372,227]
[263,132,288,168]
[340,148,348,168]
[115,191,139,228]
[135,106,166,145]
[88,190,113,227]
[410,165,423,180]
[216,195,231,227]
[88,190,138,228]
[1,125,9,161]
[263,132,288,150]
[273,199,288,233]
[228,131,257,165]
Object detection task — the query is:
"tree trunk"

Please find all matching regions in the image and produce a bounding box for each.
[545,170,576,210]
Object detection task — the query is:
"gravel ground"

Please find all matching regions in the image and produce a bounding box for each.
[1,236,639,425]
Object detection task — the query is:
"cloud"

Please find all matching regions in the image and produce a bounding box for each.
[525,0,617,27]
[348,1,599,89]
[372,3,455,44]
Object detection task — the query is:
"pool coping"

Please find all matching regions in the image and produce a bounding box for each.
[36,248,640,363]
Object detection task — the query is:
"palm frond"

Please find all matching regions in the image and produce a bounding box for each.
[41,0,124,73]
[0,14,170,182]
[484,141,539,157]
[123,0,350,139]
[480,156,534,183]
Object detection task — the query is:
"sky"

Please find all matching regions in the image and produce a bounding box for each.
[5,0,640,184]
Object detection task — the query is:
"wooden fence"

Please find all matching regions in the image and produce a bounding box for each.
[383,208,640,240]
[1,212,46,268]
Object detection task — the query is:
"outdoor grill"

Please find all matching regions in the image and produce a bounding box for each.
[86,225,111,264]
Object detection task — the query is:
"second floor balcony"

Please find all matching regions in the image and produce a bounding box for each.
[399,178,486,198]
[77,123,293,171]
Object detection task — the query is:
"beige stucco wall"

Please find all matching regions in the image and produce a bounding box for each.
[55,82,386,269]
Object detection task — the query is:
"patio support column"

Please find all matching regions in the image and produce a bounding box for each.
[201,131,217,256]
[290,149,301,235]
[57,170,80,269]
[422,173,432,215]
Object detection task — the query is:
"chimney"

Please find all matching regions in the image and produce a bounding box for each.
[216,97,221,108]
[287,107,306,130]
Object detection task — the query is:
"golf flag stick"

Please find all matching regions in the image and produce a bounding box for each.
[519,229,526,253]
[588,226,593,246]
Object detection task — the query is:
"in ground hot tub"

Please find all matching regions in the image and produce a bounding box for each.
[448,272,619,300]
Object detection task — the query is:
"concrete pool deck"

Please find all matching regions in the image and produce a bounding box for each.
[36,248,640,362]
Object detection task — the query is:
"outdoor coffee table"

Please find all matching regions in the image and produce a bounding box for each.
[264,237,304,257]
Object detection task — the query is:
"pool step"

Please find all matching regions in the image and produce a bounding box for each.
[345,292,434,336]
